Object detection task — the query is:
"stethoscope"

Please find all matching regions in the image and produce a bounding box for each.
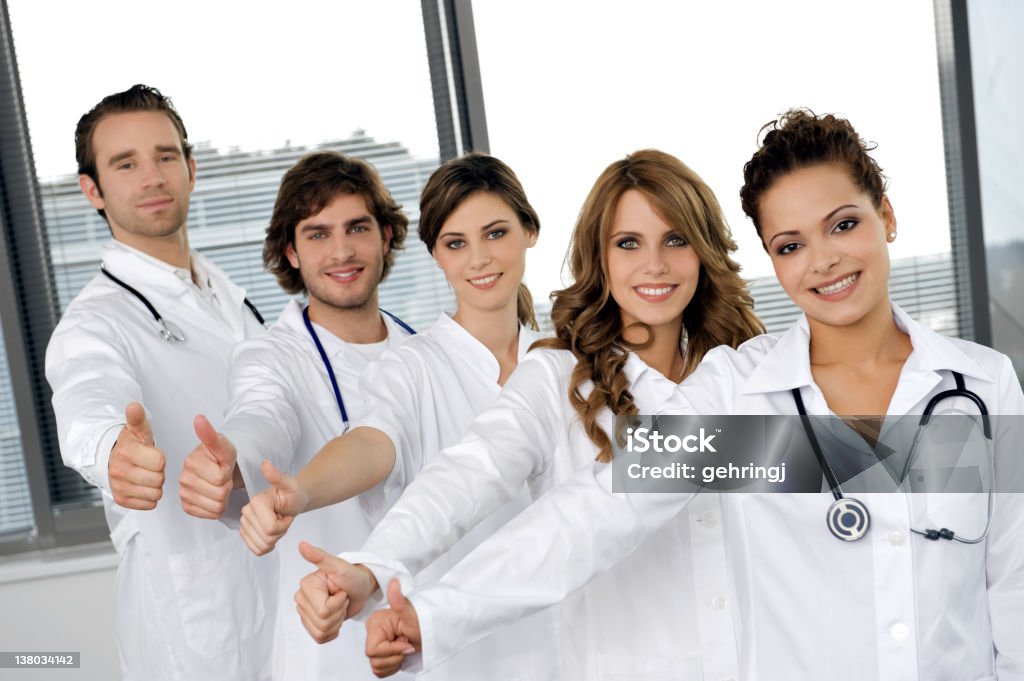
[792,371,995,543]
[101,264,266,343]
[302,305,415,432]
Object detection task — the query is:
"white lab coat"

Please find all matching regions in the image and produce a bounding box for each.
[408,304,1024,681]
[45,241,273,681]
[221,298,414,681]
[343,339,734,681]
[342,312,560,681]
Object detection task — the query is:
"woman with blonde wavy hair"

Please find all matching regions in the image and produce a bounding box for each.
[298,149,762,680]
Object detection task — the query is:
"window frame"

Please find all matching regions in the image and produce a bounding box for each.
[0,0,489,556]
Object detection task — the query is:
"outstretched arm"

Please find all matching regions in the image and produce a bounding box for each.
[237,430,394,556]
[408,461,697,672]
[341,352,568,595]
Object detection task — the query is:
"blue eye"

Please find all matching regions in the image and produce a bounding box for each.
[485,229,507,240]
[446,239,465,250]
[616,238,639,250]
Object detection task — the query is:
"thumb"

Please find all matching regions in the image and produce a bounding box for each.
[193,414,233,467]
[298,541,328,568]
[125,402,154,445]
[387,578,410,614]
[261,459,285,486]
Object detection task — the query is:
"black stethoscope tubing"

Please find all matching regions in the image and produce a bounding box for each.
[101,264,266,342]
[792,372,994,543]
[302,304,415,431]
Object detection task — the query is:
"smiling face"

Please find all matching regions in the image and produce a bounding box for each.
[432,191,535,317]
[79,110,195,243]
[285,192,391,312]
[606,189,700,340]
[759,162,896,329]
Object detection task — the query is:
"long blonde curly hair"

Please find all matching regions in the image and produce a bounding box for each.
[535,150,763,462]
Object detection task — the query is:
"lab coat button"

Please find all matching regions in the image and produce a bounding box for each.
[890,623,910,641]
[711,594,726,610]
[888,530,906,546]
[697,511,717,527]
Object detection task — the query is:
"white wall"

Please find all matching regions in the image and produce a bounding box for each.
[0,543,120,680]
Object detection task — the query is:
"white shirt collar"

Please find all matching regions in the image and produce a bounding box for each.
[280,298,413,359]
[741,302,993,396]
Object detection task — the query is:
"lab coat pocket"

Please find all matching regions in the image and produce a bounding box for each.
[597,652,703,681]
[167,532,266,659]
[918,491,989,541]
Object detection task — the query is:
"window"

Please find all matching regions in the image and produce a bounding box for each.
[0,0,467,554]
[473,1,954,334]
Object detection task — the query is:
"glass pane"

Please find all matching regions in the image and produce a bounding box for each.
[0,317,33,538]
[474,1,953,334]
[7,0,449,510]
[969,0,1024,382]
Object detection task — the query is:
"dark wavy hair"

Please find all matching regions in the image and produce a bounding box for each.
[264,151,408,295]
[418,152,540,330]
[535,150,764,462]
[740,108,888,240]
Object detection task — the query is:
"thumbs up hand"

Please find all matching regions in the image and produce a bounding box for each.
[364,579,421,677]
[109,402,166,510]
[179,414,240,519]
[295,541,380,643]
[239,460,309,555]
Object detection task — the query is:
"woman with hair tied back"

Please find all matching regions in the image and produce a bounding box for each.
[365,112,1024,681]
[240,152,557,680]
[313,149,763,679]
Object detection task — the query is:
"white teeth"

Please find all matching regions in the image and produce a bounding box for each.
[635,285,674,296]
[470,274,500,285]
[330,270,359,281]
[815,273,858,295]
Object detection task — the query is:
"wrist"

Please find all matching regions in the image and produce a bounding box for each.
[357,563,380,594]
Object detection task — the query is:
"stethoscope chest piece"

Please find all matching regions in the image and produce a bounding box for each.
[157,318,186,344]
[827,497,871,541]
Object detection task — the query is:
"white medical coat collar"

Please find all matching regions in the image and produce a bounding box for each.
[102,240,245,303]
[741,302,993,398]
[622,342,686,408]
[430,312,541,379]
[278,298,410,359]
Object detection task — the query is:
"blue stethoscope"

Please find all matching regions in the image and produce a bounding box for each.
[302,305,415,431]
[792,371,994,543]
[101,265,265,342]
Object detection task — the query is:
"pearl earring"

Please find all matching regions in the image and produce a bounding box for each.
[888,231,896,240]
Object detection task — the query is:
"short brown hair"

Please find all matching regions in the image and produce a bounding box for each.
[740,109,887,240]
[75,84,192,221]
[418,152,540,329]
[264,151,408,295]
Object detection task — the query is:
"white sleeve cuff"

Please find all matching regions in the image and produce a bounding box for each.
[336,551,415,622]
[83,423,121,499]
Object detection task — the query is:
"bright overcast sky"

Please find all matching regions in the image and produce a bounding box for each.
[8,0,950,298]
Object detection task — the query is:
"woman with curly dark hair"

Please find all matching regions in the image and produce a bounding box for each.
[364,112,1023,681]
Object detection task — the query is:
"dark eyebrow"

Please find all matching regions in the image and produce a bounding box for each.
[441,219,511,240]
[479,219,510,231]
[107,150,136,167]
[767,204,859,247]
[155,145,181,155]
[345,215,373,228]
